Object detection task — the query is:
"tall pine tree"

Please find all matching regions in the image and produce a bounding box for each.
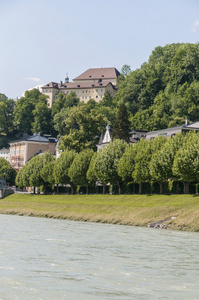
[113,104,131,142]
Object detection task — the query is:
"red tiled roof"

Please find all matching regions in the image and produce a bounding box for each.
[73,67,120,81]
[41,82,59,89]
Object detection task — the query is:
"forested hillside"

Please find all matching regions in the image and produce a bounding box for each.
[117,43,199,130]
[1,42,199,149]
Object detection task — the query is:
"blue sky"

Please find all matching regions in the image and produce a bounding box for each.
[1,0,199,99]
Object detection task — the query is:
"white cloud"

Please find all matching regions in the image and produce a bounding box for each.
[24,77,41,82]
[191,20,199,33]
[21,84,43,97]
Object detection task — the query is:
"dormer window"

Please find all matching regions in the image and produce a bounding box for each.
[101,75,104,77]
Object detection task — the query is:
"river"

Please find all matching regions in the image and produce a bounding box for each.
[0,214,199,299]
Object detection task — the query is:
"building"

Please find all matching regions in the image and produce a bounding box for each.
[0,148,10,162]
[97,122,113,151]
[9,133,57,172]
[97,123,147,151]
[146,120,199,140]
[41,67,120,108]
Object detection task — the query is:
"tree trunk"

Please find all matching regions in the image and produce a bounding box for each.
[57,184,59,194]
[103,183,106,194]
[86,184,89,195]
[159,182,164,194]
[70,183,74,195]
[33,187,35,194]
[118,182,123,194]
[183,182,190,194]
[139,183,142,194]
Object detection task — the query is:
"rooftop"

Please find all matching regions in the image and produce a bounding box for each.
[73,67,120,81]
[9,133,57,144]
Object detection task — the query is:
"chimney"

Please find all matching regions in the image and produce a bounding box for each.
[60,81,63,86]
[185,118,190,125]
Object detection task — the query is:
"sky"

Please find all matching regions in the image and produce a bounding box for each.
[1,0,199,100]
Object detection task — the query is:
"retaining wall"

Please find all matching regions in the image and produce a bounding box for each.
[0,188,14,199]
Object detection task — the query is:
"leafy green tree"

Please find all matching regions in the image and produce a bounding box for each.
[68,149,94,194]
[94,139,128,194]
[133,136,166,193]
[0,94,15,135]
[0,158,16,185]
[172,132,199,194]
[53,149,76,194]
[51,92,79,117]
[150,133,186,193]
[53,107,70,136]
[113,103,131,142]
[86,152,98,184]
[15,152,55,193]
[32,102,52,135]
[99,91,113,107]
[14,89,48,134]
[58,105,106,152]
[115,43,199,131]
[117,143,139,183]
[40,152,55,190]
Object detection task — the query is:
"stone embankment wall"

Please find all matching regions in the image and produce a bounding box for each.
[0,188,14,199]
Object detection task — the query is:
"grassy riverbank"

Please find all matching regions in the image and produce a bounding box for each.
[1,193,199,231]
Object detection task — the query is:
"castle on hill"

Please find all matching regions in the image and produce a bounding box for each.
[41,67,120,108]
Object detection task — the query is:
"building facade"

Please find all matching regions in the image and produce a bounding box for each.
[0,148,10,163]
[41,67,120,108]
[145,120,199,140]
[9,133,57,172]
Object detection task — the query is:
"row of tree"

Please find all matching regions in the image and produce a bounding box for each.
[14,131,199,194]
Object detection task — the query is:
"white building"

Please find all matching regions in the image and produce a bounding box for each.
[0,148,10,162]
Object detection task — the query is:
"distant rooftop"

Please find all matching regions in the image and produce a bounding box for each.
[9,133,57,144]
[73,67,120,81]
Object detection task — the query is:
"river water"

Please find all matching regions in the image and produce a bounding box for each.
[0,215,199,300]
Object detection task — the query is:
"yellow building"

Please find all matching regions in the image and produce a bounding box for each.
[9,133,57,172]
[41,67,120,108]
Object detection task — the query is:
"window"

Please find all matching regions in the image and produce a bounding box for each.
[159,133,167,136]
[86,90,87,93]
[82,96,84,99]
[101,89,103,92]
[82,90,84,93]
[96,96,98,98]
[96,89,98,92]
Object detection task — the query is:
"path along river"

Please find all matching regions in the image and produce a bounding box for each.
[0,214,199,299]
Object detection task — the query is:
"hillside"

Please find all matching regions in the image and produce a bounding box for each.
[116,43,199,131]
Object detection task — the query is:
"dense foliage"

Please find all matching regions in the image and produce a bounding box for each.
[1,42,199,144]
[12,131,199,195]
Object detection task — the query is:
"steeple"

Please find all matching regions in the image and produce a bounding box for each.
[65,73,69,83]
